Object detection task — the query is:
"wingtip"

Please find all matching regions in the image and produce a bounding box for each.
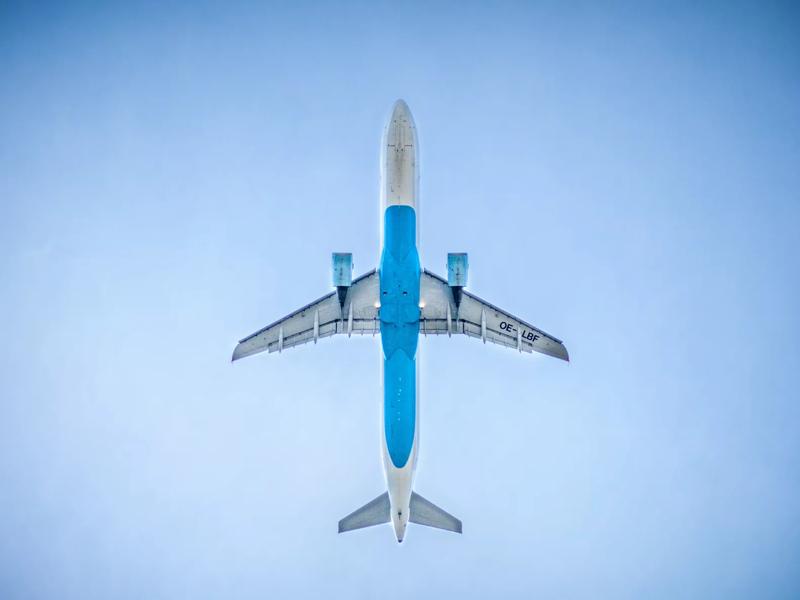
[231,344,247,362]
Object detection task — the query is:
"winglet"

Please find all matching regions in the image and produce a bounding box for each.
[551,342,570,362]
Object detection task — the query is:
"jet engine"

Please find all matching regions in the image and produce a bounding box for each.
[447,253,468,307]
[332,252,353,307]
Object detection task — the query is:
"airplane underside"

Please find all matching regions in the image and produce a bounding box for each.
[232,100,568,542]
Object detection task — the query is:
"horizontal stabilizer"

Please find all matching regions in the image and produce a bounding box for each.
[232,270,380,360]
[409,492,462,534]
[338,492,390,533]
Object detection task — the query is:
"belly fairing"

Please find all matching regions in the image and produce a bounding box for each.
[379,206,420,469]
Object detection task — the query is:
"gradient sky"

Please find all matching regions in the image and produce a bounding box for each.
[1,2,799,598]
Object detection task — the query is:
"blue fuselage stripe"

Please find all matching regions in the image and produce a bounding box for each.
[379,206,420,469]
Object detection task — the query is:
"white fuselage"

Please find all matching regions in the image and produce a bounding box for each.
[379,100,420,543]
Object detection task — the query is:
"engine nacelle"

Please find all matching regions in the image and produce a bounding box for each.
[447,253,468,287]
[332,252,353,307]
[447,253,468,307]
[332,252,353,287]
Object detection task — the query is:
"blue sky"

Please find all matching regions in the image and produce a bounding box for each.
[1,2,799,598]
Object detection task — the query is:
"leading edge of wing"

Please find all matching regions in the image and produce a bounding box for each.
[421,269,570,361]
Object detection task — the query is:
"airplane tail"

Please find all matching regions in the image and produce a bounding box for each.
[337,491,462,534]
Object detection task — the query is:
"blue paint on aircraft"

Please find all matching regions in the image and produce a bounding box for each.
[379,205,420,468]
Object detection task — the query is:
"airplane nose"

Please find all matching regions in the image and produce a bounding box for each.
[392,99,411,120]
[382,99,418,211]
[387,100,416,145]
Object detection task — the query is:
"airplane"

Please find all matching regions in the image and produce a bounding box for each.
[232,100,569,543]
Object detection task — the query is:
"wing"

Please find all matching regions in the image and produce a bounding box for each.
[232,270,380,360]
[419,270,569,361]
